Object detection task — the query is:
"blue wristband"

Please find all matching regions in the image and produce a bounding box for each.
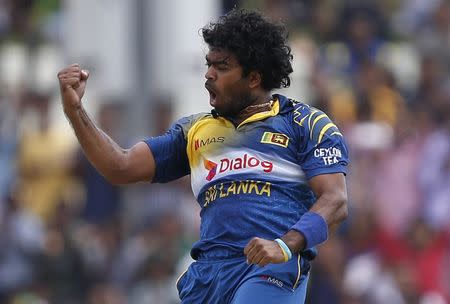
[274,238,292,261]
[290,211,328,249]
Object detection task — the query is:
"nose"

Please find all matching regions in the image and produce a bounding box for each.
[205,66,216,81]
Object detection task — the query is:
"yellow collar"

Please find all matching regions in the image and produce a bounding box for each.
[237,99,280,128]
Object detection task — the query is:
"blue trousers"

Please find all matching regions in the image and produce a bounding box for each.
[177,254,310,304]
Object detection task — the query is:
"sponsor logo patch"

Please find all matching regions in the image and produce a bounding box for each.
[261,132,289,148]
[195,136,225,150]
[203,159,218,181]
[203,154,273,181]
[313,147,342,165]
[260,275,284,288]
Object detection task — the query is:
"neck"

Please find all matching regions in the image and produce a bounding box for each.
[231,93,273,126]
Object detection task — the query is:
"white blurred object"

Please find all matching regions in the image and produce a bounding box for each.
[419,130,450,231]
[10,211,45,253]
[348,122,394,151]
[324,42,350,72]
[64,0,133,97]
[343,253,379,296]
[420,292,448,304]
[148,0,220,118]
[377,42,420,93]
[343,253,405,304]
[32,45,64,93]
[0,43,27,91]
[278,36,316,102]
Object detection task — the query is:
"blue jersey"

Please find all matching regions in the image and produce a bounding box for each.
[144,94,349,260]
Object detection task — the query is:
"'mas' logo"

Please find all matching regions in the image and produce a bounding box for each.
[204,159,218,181]
[204,154,273,181]
[195,136,225,150]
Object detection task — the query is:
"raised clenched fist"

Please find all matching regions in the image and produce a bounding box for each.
[57,63,89,111]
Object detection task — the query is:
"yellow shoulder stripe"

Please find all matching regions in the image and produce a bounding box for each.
[297,114,309,126]
[307,110,318,130]
[318,123,336,143]
[330,131,342,137]
[309,114,327,139]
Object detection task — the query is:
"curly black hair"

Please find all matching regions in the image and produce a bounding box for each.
[202,9,293,91]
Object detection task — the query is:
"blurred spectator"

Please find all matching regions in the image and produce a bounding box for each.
[377,218,450,302]
[0,89,21,203]
[111,212,183,289]
[370,108,426,235]
[342,252,406,304]
[337,3,386,74]
[393,0,442,36]
[412,55,446,108]
[128,253,178,304]
[16,91,78,222]
[353,61,405,127]
[7,0,35,41]
[419,100,450,233]
[86,282,127,304]
[307,236,346,304]
[73,220,122,284]
[415,1,450,69]
[1,0,61,43]
[0,191,44,301]
[36,202,88,303]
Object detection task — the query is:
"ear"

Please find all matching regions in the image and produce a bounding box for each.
[248,71,262,89]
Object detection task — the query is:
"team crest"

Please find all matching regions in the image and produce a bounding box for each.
[261,132,289,148]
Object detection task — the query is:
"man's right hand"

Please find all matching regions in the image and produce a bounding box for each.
[57,63,89,111]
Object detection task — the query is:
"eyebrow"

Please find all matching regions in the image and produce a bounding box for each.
[205,55,230,65]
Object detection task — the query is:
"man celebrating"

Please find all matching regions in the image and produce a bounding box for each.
[58,9,349,304]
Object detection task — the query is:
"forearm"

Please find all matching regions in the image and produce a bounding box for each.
[64,105,128,183]
[309,190,348,233]
[282,186,348,253]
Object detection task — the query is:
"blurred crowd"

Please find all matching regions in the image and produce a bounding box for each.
[1,0,450,303]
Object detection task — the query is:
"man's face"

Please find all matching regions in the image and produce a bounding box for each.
[204,48,254,116]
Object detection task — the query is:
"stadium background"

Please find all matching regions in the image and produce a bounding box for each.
[0,0,449,303]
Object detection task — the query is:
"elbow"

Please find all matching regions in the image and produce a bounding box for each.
[106,174,127,186]
[102,169,127,186]
[320,189,348,224]
[103,155,131,185]
[106,165,131,185]
[335,192,349,223]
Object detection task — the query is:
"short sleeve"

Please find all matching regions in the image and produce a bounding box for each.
[296,109,349,180]
[143,116,192,183]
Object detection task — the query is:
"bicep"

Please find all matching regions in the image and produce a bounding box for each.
[122,141,156,183]
[308,173,347,198]
[308,173,347,215]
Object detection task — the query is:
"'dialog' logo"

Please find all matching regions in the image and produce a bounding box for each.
[203,154,273,181]
[203,159,218,181]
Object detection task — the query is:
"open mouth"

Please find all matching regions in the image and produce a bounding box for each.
[210,91,217,102]
[205,84,217,105]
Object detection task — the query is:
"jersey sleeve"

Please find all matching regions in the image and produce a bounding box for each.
[143,115,194,183]
[295,106,349,180]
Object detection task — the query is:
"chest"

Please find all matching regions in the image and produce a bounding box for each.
[188,118,298,164]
